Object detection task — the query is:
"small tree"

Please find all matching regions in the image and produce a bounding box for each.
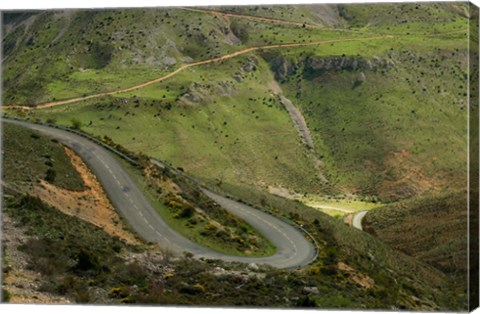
[45,168,56,183]
[46,117,57,124]
[70,118,82,130]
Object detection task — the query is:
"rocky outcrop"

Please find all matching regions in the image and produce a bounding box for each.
[180,81,236,105]
[271,55,296,81]
[267,54,393,82]
[306,55,394,73]
[242,56,258,72]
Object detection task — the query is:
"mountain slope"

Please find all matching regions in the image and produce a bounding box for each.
[3,4,469,199]
[1,4,473,309]
[1,122,466,309]
[264,6,468,200]
[363,192,468,297]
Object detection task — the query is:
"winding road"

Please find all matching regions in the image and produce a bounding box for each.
[3,118,316,269]
[352,211,368,230]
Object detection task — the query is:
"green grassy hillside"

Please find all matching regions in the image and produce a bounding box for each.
[3,8,235,104]
[337,2,469,33]
[4,3,469,199]
[267,11,468,201]
[2,7,368,105]
[22,53,329,194]
[211,4,347,28]
[363,192,468,294]
[2,123,85,192]
[1,3,472,309]
[1,125,466,309]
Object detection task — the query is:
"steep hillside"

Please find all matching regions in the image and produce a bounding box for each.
[20,52,331,195]
[3,4,469,199]
[2,7,364,105]
[2,123,85,192]
[363,192,468,294]
[3,8,244,104]
[1,122,466,310]
[203,180,468,310]
[336,2,469,32]
[264,7,469,200]
[2,122,276,257]
[1,3,473,309]
[198,5,347,28]
[1,123,140,243]
[2,190,460,309]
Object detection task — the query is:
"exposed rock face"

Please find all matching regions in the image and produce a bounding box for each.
[306,55,394,73]
[303,286,320,295]
[268,54,393,82]
[242,56,258,72]
[233,73,244,82]
[271,55,295,81]
[180,81,236,105]
[356,71,367,83]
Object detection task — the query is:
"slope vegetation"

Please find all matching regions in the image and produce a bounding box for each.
[4,4,469,200]
[1,123,465,310]
[1,4,472,309]
[363,192,468,298]
[264,4,468,200]
[2,7,371,105]
[20,53,329,194]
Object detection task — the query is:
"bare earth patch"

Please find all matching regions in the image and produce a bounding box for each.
[268,186,302,199]
[343,213,353,226]
[380,149,448,200]
[337,262,375,289]
[33,147,140,245]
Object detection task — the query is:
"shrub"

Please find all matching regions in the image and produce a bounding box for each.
[45,168,56,183]
[74,287,91,303]
[230,20,249,43]
[74,249,101,272]
[1,289,11,302]
[168,200,184,209]
[109,286,131,298]
[179,206,194,219]
[70,118,82,129]
[296,296,317,307]
[179,283,205,295]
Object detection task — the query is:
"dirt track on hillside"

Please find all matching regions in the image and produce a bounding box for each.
[5,35,392,110]
[182,7,322,29]
[181,7,376,35]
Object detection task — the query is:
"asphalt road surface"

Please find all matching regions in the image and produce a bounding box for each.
[4,119,316,269]
[352,211,368,230]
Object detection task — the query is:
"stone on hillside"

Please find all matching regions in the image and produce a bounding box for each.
[303,286,320,295]
[248,263,259,271]
[161,56,177,66]
[306,55,393,74]
[234,74,244,82]
[242,57,258,72]
[356,72,367,84]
